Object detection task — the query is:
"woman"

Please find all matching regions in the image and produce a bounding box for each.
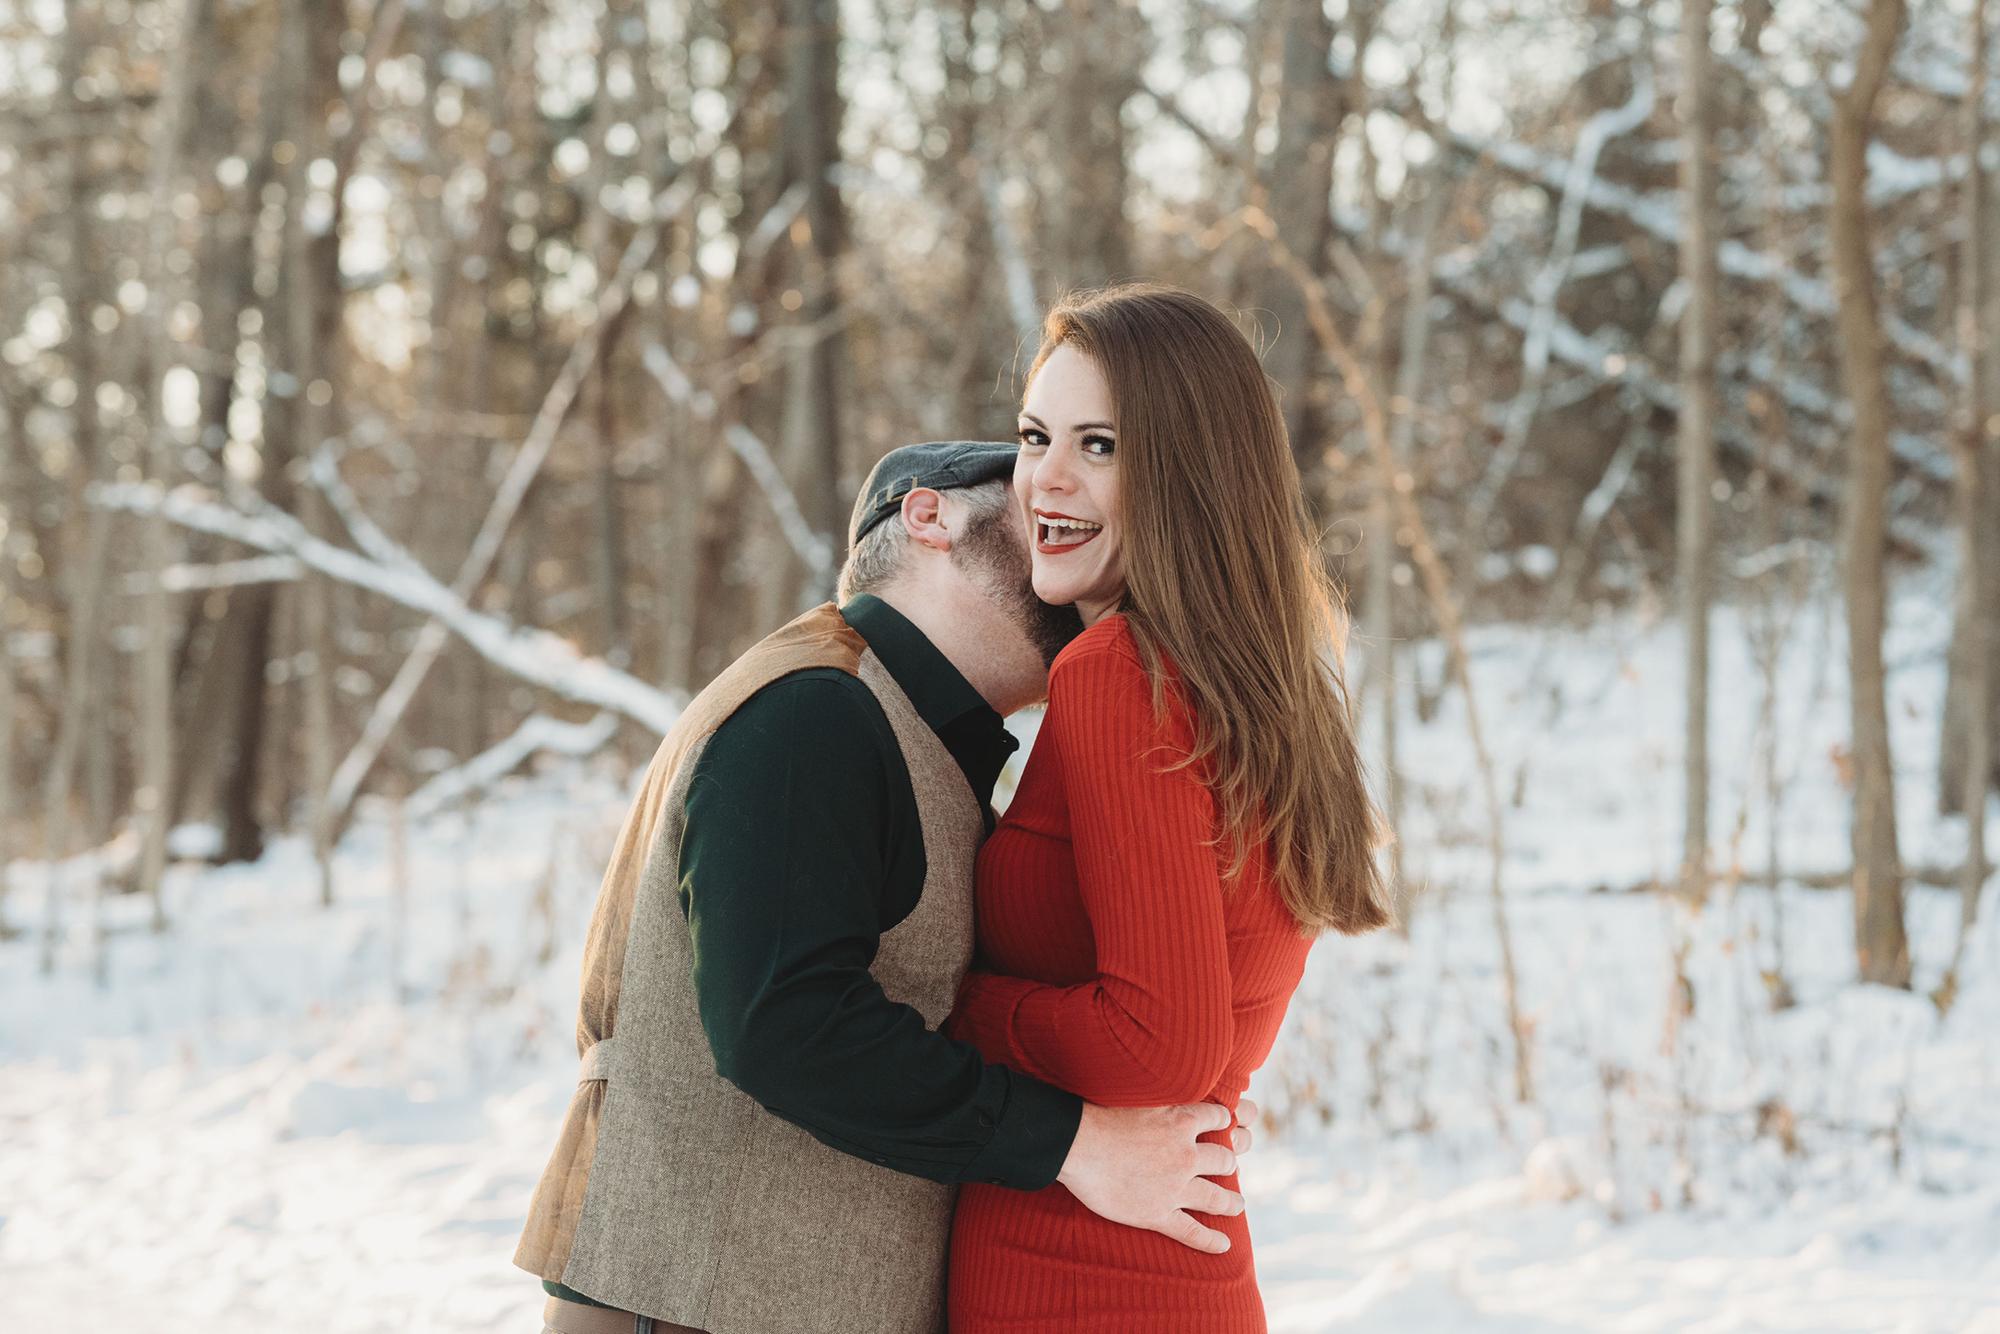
[944,283,1394,1331]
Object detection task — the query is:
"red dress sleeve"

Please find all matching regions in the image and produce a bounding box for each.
[951,626,1234,1107]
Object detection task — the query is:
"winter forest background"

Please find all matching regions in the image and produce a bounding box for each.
[4,0,2000,1328]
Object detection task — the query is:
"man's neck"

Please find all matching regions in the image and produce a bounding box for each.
[874,585,1047,716]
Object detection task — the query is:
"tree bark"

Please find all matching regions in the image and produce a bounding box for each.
[0,380,17,902]
[583,0,643,665]
[200,9,297,865]
[1677,0,1719,902]
[1371,170,1452,930]
[1946,0,1996,986]
[1050,3,1139,291]
[1941,7,2000,820]
[39,504,111,973]
[272,0,349,901]
[777,0,852,609]
[1829,0,1911,987]
[132,0,211,932]
[1256,0,1344,489]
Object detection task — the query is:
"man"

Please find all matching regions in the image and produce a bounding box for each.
[516,442,1251,1334]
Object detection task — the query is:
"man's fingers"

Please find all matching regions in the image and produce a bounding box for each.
[1185,1180,1245,1217]
[1236,1098,1260,1128]
[1184,1101,1234,1135]
[1158,1210,1232,1255]
[1192,1141,1237,1179]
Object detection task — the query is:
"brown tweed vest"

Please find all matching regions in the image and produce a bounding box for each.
[512,603,985,1333]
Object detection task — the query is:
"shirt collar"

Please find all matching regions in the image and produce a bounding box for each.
[841,594,991,734]
[841,593,1020,810]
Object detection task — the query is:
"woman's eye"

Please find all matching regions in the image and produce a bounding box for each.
[1017,427,1047,448]
[1083,435,1116,457]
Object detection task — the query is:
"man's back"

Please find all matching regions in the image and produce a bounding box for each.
[515,601,1058,1333]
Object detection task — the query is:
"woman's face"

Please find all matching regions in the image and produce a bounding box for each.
[1015,342,1124,625]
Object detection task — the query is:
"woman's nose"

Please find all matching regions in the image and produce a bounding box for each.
[1031,440,1075,494]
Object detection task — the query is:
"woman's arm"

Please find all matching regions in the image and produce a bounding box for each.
[950,633,1234,1106]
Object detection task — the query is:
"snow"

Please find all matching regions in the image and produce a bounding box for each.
[4,579,1999,1331]
[165,822,224,862]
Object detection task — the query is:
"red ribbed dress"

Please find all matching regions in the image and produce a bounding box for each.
[943,613,1316,1332]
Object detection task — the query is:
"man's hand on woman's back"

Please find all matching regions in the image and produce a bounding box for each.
[1054,1101,1252,1255]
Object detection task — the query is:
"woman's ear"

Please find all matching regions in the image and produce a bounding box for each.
[897,486,953,553]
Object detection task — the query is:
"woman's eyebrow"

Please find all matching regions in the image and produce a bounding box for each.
[1018,412,1117,432]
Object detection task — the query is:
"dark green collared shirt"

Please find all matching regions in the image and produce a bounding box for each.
[548,596,1081,1311]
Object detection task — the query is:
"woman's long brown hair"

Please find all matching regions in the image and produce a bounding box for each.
[1027,282,1394,936]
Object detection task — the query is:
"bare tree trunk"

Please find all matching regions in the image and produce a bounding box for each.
[1944,0,1996,1000]
[1677,0,1719,903]
[41,506,111,973]
[778,0,851,608]
[583,0,641,665]
[132,0,210,933]
[272,0,352,903]
[37,0,107,966]
[202,6,302,868]
[1215,1,1273,310]
[1370,173,1450,931]
[1939,11,2000,819]
[1050,3,1139,290]
[658,400,703,694]
[1257,0,1344,490]
[1352,0,1431,931]
[1829,0,1911,988]
[0,390,17,902]
[936,0,1001,436]
[706,0,788,658]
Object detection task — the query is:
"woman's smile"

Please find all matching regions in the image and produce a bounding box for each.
[1034,509,1105,554]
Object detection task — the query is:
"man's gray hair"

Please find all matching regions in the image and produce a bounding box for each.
[836,477,1012,601]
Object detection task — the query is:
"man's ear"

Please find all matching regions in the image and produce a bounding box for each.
[898,486,953,553]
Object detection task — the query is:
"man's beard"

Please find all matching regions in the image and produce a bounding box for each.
[953,504,1084,669]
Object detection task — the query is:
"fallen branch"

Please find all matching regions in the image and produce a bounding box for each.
[406,711,621,820]
[88,480,683,736]
[321,173,696,830]
[118,556,303,593]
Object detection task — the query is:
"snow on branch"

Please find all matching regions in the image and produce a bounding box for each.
[313,172,698,829]
[119,556,303,593]
[637,341,836,583]
[1469,64,1657,536]
[406,711,621,820]
[1330,200,1953,503]
[310,444,429,579]
[87,481,683,736]
[1419,115,1966,385]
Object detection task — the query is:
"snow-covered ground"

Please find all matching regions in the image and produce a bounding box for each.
[4,579,1998,1332]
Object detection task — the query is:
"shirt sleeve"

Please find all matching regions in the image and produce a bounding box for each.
[947,638,1235,1107]
[680,670,1082,1188]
